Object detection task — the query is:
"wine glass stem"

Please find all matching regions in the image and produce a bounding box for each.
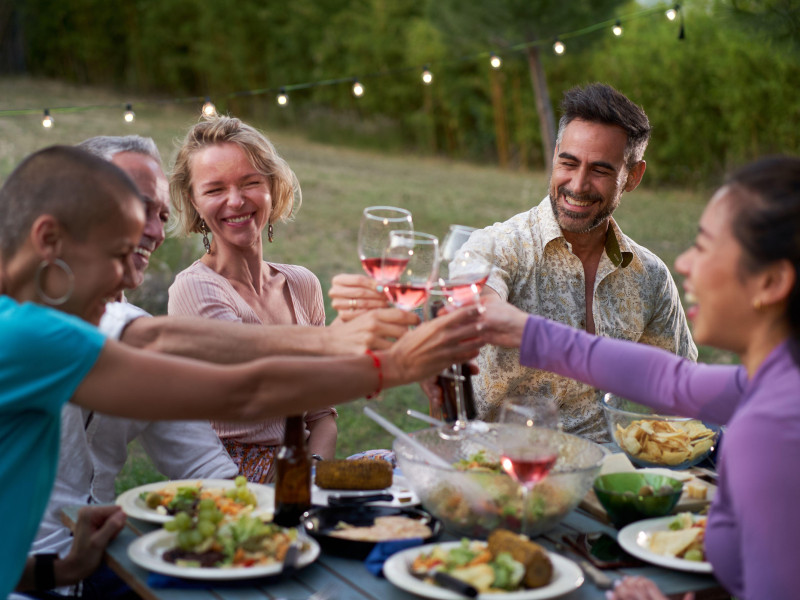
[520,485,530,536]
[451,363,469,430]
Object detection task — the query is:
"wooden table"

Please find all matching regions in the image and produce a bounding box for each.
[62,500,729,600]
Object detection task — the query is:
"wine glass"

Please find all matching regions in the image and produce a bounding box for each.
[437,225,494,437]
[382,231,439,313]
[498,395,561,536]
[358,206,413,289]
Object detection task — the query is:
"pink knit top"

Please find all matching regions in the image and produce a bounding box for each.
[167,260,335,445]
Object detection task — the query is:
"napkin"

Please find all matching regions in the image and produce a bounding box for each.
[364,538,424,576]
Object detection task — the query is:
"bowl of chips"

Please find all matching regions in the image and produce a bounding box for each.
[593,472,683,528]
[601,394,720,470]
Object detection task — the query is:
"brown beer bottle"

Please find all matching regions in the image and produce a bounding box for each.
[273,415,311,526]
[437,363,477,423]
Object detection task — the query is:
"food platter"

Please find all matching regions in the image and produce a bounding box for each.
[311,473,419,507]
[383,541,584,600]
[115,479,274,524]
[617,516,713,573]
[127,528,319,580]
[301,505,440,559]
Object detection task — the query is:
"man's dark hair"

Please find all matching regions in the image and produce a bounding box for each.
[556,83,651,168]
[0,145,142,257]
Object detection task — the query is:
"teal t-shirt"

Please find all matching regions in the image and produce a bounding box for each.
[0,296,105,595]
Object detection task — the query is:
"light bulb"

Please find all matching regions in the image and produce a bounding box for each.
[124,104,135,123]
[666,8,677,20]
[277,89,288,106]
[42,109,53,128]
[553,40,565,55]
[490,53,502,69]
[421,67,433,85]
[352,80,364,97]
[612,21,623,36]
[202,97,217,117]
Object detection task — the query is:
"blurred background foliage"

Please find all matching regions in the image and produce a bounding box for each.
[2,0,798,186]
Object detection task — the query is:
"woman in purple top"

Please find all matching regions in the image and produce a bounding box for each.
[478,156,800,600]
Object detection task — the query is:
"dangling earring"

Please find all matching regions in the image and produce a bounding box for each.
[200,219,211,254]
[268,223,274,243]
[35,258,74,306]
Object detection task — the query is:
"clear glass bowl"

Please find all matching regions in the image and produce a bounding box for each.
[602,393,721,470]
[393,424,607,539]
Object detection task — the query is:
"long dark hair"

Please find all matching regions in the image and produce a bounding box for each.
[726,156,800,355]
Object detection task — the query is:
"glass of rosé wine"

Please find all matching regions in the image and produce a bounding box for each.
[382,231,439,312]
[498,395,561,535]
[358,206,413,290]
[436,224,494,438]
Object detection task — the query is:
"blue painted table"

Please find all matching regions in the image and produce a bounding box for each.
[63,498,729,600]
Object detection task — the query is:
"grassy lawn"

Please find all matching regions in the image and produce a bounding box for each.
[1,77,730,495]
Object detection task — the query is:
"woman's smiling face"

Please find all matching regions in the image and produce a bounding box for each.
[59,198,145,325]
[675,186,760,354]
[189,142,272,252]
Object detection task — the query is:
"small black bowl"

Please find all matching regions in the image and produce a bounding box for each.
[300,505,441,559]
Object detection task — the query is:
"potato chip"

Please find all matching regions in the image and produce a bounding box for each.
[613,418,715,466]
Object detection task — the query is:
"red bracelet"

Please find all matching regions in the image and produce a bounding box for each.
[365,349,383,399]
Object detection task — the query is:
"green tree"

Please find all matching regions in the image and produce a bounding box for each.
[428,0,629,171]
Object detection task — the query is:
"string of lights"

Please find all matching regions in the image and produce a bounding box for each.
[0,4,683,128]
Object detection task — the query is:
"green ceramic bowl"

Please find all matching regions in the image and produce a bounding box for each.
[593,472,683,529]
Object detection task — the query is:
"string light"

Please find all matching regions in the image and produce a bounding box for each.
[2,5,687,125]
[277,88,288,106]
[202,97,217,117]
[421,66,433,85]
[124,103,135,123]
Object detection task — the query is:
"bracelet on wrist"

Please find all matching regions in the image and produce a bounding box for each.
[365,349,383,399]
[34,553,59,591]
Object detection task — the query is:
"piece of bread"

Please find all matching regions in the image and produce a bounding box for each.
[487,529,553,589]
[314,459,393,490]
[685,482,707,500]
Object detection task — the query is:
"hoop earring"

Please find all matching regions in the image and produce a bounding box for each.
[35,258,74,306]
[200,219,211,254]
[268,223,274,243]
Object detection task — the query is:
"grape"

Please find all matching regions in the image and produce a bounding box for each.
[225,489,237,499]
[177,530,193,551]
[187,529,204,547]
[163,519,178,532]
[198,520,216,538]
[174,512,192,531]
[235,475,247,487]
[198,498,216,511]
[198,509,217,523]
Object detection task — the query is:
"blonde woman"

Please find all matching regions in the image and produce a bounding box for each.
[168,116,337,483]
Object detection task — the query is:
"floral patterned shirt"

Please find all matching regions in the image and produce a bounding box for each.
[464,197,697,441]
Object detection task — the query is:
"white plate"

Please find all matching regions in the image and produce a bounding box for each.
[312,473,419,507]
[618,516,712,574]
[383,541,584,599]
[116,479,274,524]
[128,528,319,580]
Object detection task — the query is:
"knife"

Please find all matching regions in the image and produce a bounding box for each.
[327,493,394,506]
[281,541,300,578]
[410,567,479,598]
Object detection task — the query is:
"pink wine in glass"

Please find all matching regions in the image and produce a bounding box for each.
[384,283,429,311]
[501,451,558,487]
[440,274,489,306]
[360,257,409,283]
